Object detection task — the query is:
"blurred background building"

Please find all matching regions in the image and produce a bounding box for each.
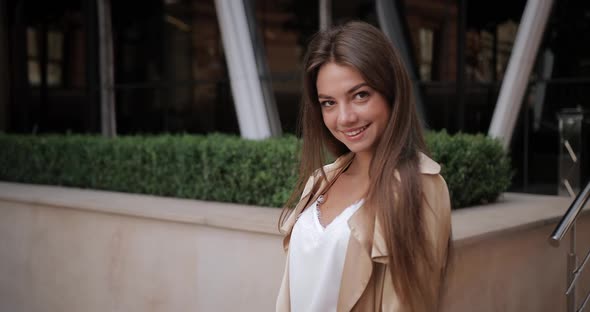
[0,0,588,194]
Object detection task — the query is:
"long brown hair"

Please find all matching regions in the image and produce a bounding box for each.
[280,21,443,311]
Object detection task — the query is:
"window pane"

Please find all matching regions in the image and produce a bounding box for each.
[419,27,434,81]
[494,20,518,81]
[402,0,457,82]
[47,62,62,86]
[47,30,63,61]
[26,27,37,57]
[27,60,41,86]
[465,1,526,83]
[112,0,238,134]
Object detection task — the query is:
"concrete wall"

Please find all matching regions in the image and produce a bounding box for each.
[0,182,588,312]
[0,195,285,311]
[443,218,590,312]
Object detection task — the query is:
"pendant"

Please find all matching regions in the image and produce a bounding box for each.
[317,194,325,205]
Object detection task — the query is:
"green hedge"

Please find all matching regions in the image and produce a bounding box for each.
[426,131,512,207]
[0,131,511,208]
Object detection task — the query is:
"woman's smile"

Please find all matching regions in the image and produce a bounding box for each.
[341,124,370,139]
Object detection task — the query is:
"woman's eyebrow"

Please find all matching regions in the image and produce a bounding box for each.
[346,82,368,95]
[318,82,369,99]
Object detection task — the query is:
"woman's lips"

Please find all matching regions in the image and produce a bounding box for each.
[342,124,370,138]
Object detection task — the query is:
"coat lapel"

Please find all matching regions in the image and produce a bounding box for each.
[280,153,356,251]
[337,200,376,311]
[280,190,317,251]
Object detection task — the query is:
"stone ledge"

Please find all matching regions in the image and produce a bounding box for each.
[0,181,281,235]
[450,192,585,247]
[0,181,584,244]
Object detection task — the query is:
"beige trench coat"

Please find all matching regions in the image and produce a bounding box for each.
[276,153,452,312]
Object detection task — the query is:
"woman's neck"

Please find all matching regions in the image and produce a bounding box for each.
[345,151,372,179]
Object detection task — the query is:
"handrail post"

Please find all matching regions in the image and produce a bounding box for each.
[567,223,576,312]
[550,180,590,312]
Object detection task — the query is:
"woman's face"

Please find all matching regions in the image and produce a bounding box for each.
[316,62,391,155]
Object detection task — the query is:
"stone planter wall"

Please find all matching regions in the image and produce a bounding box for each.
[0,182,588,312]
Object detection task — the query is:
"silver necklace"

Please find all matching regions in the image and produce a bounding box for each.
[315,194,326,226]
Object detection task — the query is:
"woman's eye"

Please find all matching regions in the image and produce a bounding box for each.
[320,100,335,107]
[355,91,370,100]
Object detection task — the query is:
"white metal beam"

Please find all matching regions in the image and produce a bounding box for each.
[215,0,277,140]
[242,0,282,137]
[488,0,554,149]
[319,0,332,30]
[97,0,117,137]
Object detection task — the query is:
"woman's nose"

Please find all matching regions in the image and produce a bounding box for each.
[337,104,358,125]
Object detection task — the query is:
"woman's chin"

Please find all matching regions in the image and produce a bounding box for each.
[343,143,372,154]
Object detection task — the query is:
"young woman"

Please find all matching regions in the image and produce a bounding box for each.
[276,21,452,312]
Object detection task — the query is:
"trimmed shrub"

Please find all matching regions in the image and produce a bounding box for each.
[0,131,510,208]
[426,130,512,208]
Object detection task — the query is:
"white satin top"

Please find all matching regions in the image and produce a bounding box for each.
[288,198,364,312]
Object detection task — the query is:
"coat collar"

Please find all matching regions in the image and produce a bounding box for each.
[280,152,440,239]
[279,153,355,242]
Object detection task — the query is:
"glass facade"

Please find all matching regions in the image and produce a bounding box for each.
[1,0,589,194]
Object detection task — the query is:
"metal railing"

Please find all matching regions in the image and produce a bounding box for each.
[549,181,590,312]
